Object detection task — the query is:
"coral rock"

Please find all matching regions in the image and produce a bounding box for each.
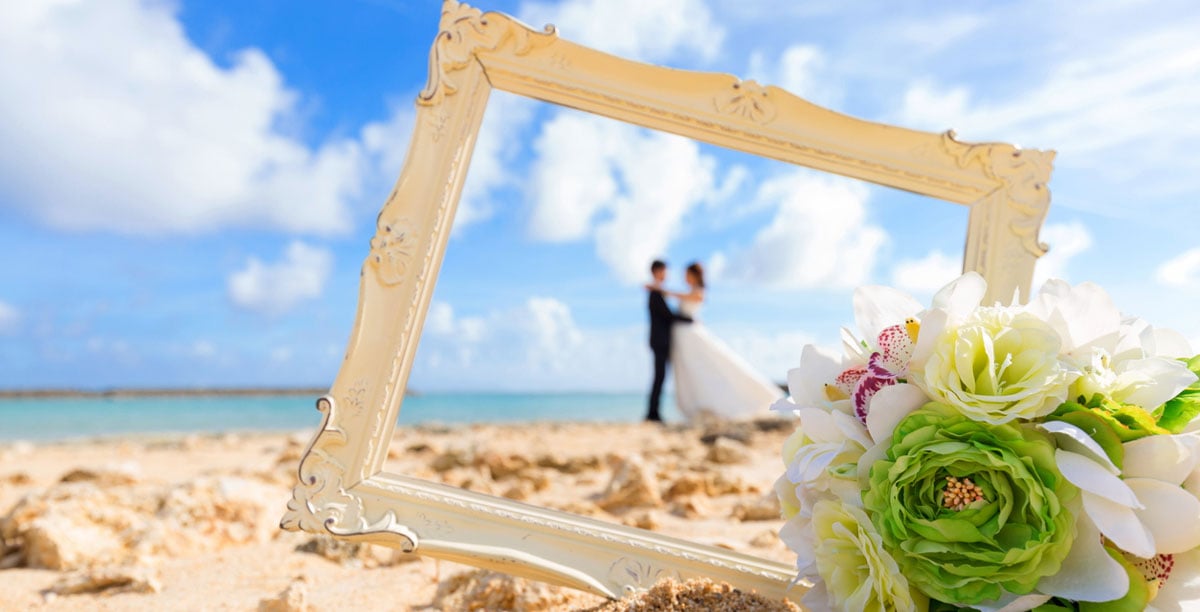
[48,565,161,596]
[732,494,782,522]
[595,456,663,511]
[433,570,596,611]
[705,438,751,465]
[258,580,309,612]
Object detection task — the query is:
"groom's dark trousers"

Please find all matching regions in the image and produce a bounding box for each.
[646,289,691,422]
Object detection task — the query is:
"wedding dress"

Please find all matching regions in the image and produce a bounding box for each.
[671,299,784,422]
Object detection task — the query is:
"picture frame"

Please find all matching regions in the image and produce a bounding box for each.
[280,0,1056,603]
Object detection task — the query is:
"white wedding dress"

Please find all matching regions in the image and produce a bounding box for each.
[671,299,784,422]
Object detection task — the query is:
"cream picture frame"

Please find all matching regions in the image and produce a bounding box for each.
[280,0,1055,604]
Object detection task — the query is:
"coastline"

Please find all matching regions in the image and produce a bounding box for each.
[0,387,332,399]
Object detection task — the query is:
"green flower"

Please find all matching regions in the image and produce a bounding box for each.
[863,403,1078,605]
[810,500,928,612]
[918,308,1075,424]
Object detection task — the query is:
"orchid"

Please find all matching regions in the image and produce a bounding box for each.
[1043,421,1200,561]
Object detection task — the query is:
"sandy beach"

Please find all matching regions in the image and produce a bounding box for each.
[0,420,799,611]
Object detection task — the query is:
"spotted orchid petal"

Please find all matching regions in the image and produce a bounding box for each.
[1083,491,1156,559]
[1127,478,1200,555]
[1147,546,1200,612]
[865,383,928,443]
[853,285,922,350]
[1036,513,1129,602]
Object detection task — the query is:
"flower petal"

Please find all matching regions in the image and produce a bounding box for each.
[1056,449,1139,506]
[788,345,845,406]
[853,285,922,348]
[865,383,928,443]
[1127,478,1200,555]
[1148,545,1200,612]
[1036,514,1129,602]
[1123,433,1200,483]
[973,593,1053,612]
[1118,356,1199,410]
[1082,491,1155,558]
[856,440,889,490]
[1041,421,1120,474]
[1153,327,1195,359]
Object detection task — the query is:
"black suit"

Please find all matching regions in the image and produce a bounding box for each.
[646,289,691,422]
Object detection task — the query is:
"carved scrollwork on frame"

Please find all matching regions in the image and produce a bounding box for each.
[367,217,416,286]
[419,0,557,107]
[608,557,682,595]
[713,80,777,125]
[940,131,1055,257]
[281,397,419,553]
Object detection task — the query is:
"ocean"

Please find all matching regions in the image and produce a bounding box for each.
[0,392,679,442]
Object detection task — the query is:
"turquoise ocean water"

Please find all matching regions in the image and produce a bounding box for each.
[0,392,680,442]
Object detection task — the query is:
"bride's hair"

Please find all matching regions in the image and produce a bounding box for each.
[686,262,705,288]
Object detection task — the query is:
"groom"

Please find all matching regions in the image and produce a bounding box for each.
[645,260,692,422]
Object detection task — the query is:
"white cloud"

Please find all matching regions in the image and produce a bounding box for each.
[891,250,962,294]
[896,20,1200,206]
[747,44,841,108]
[715,171,887,289]
[455,92,537,232]
[1033,221,1093,288]
[0,0,435,236]
[1156,247,1200,288]
[414,297,643,390]
[227,241,333,315]
[527,110,720,283]
[0,300,20,334]
[518,0,725,63]
[191,340,216,358]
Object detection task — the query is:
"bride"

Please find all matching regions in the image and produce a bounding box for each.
[659,262,783,422]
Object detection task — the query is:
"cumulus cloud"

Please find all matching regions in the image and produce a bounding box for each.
[891,250,962,294]
[714,171,887,289]
[0,0,426,236]
[1033,221,1093,288]
[518,0,725,63]
[527,111,720,283]
[747,44,841,108]
[1156,247,1200,288]
[227,241,333,315]
[0,300,20,334]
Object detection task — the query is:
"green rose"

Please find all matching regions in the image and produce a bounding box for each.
[919,308,1075,424]
[863,403,1078,605]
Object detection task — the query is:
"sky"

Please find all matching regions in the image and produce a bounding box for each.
[1,0,1198,392]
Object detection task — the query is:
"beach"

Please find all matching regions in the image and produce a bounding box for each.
[0,419,798,610]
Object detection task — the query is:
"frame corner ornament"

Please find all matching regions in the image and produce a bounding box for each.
[418,0,557,107]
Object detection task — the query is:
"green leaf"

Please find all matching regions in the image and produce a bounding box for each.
[1156,354,1200,434]
[1050,410,1124,470]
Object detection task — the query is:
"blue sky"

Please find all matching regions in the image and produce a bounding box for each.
[1,0,1197,392]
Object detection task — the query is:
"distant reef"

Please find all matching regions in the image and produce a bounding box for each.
[0,387,331,399]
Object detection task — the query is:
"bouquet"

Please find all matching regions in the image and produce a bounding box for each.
[773,273,1200,612]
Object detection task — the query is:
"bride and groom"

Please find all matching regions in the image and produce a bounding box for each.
[645,260,782,423]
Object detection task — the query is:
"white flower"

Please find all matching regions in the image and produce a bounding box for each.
[1043,422,1200,559]
[1141,548,1200,611]
[1027,279,1197,411]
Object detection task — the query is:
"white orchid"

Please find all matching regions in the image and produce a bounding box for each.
[1027,279,1197,411]
[1039,421,1200,591]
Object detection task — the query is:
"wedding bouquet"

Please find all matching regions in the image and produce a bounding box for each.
[773,273,1200,612]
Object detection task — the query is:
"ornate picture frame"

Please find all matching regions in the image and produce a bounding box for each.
[281,0,1055,603]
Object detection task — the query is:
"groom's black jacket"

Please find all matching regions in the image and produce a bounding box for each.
[648,289,692,352]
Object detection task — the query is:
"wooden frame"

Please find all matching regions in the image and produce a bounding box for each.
[281,0,1055,604]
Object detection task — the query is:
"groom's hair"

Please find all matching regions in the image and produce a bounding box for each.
[650,260,666,273]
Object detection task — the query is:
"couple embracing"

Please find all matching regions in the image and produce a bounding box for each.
[645,260,782,423]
